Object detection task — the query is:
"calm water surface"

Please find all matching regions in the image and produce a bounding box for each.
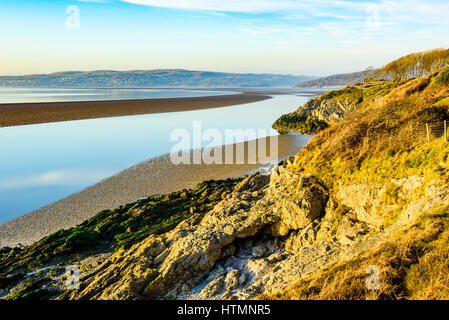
[0,93,310,223]
[0,87,239,104]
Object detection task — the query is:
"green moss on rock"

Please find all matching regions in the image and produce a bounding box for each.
[0,177,243,294]
[273,114,328,134]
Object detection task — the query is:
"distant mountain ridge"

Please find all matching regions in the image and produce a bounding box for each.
[0,69,315,88]
[295,71,370,88]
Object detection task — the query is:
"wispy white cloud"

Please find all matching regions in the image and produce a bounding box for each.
[335,0,449,24]
[279,14,306,21]
[117,0,449,45]
[238,25,315,36]
[0,169,115,190]
[121,0,312,13]
[77,0,110,3]
[119,0,449,26]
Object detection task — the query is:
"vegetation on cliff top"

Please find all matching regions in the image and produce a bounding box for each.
[369,48,449,82]
[275,48,449,135]
[273,114,328,134]
[273,80,400,134]
[293,67,449,188]
[294,48,449,89]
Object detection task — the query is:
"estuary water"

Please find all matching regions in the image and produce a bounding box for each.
[0,87,238,104]
[0,90,312,224]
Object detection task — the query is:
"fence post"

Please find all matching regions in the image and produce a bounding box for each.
[426,123,430,142]
[445,120,447,143]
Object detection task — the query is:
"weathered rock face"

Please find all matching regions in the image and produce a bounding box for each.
[272,95,357,134]
[268,167,328,236]
[336,183,386,227]
[72,167,331,300]
[73,172,277,300]
[285,222,318,253]
[336,176,449,229]
[396,180,449,227]
[71,162,448,300]
[294,96,357,124]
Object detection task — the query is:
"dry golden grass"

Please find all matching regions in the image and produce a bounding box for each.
[257,209,449,300]
[259,69,449,300]
[293,67,449,186]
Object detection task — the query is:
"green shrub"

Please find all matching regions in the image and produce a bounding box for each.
[273,114,328,134]
[435,66,449,84]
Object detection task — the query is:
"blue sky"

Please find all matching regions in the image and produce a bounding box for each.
[0,0,448,76]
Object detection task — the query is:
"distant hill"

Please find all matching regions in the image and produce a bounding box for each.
[0,69,315,88]
[295,71,370,88]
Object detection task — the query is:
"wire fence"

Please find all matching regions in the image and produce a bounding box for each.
[325,119,449,155]
[412,120,448,142]
[361,118,449,143]
[380,120,449,146]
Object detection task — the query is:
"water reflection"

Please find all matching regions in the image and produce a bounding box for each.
[0,94,309,222]
[0,87,238,104]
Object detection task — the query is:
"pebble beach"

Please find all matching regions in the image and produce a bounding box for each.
[0,134,308,247]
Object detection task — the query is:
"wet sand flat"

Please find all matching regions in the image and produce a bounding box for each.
[0,134,308,247]
[0,93,270,127]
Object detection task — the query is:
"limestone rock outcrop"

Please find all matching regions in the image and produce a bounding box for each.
[72,167,331,300]
[267,167,328,236]
[71,161,447,300]
[73,172,276,299]
[293,96,357,124]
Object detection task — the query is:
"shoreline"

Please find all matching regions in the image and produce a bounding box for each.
[0,134,311,248]
[0,93,270,128]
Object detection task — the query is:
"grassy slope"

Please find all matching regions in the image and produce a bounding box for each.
[259,208,449,300]
[273,81,399,134]
[261,67,449,299]
[293,69,449,189]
